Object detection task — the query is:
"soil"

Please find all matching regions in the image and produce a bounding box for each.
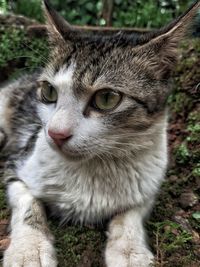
[0,15,199,267]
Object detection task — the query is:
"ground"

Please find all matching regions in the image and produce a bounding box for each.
[0,16,199,267]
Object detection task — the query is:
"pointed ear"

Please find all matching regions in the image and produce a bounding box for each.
[137,1,200,79]
[43,0,72,44]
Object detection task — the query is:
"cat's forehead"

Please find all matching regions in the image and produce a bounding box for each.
[53,32,139,71]
[44,35,142,90]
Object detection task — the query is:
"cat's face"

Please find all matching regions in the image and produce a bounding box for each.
[37,37,168,160]
[36,0,199,161]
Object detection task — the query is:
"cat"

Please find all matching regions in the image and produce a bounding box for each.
[0,1,199,266]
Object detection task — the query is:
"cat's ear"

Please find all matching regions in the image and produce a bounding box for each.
[137,1,200,79]
[43,0,73,44]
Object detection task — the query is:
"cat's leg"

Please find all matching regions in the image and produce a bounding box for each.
[3,180,57,267]
[105,207,154,267]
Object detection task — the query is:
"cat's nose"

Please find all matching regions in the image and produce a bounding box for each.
[48,129,72,147]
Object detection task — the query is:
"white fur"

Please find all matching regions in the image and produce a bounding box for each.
[17,119,167,224]
[4,181,57,267]
[40,62,76,93]
[105,209,154,267]
[38,62,76,128]
[4,226,57,267]
[53,63,75,89]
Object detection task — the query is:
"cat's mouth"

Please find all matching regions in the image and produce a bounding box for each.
[47,137,92,161]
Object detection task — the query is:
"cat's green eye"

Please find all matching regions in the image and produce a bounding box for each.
[92,89,122,111]
[41,82,57,103]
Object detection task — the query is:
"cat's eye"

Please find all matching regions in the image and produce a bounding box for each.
[41,82,57,103]
[92,89,122,111]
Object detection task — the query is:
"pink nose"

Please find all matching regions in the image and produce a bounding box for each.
[48,129,72,147]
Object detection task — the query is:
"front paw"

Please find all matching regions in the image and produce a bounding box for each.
[105,240,154,267]
[3,227,57,267]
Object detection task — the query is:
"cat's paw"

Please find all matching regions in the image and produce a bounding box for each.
[3,227,57,267]
[105,240,154,267]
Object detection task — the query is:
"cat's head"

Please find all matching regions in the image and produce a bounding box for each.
[37,0,200,161]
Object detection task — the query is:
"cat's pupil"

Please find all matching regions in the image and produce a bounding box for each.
[103,92,110,104]
[49,86,54,97]
[47,84,53,97]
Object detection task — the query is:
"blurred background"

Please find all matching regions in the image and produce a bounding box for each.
[0,0,198,28]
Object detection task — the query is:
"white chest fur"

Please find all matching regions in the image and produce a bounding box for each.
[17,130,167,224]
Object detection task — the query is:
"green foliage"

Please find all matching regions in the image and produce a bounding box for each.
[191,210,200,231]
[175,143,190,164]
[192,165,200,177]
[0,0,8,14]
[150,220,192,253]
[113,0,175,28]
[4,0,196,28]
[168,92,193,113]
[187,124,200,142]
[187,112,200,143]
[51,0,102,26]
[192,211,200,220]
[12,0,44,22]
[11,0,103,25]
[0,27,48,76]
[0,28,24,67]
[148,220,194,266]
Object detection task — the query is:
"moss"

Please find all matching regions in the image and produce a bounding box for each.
[50,222,106,267]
